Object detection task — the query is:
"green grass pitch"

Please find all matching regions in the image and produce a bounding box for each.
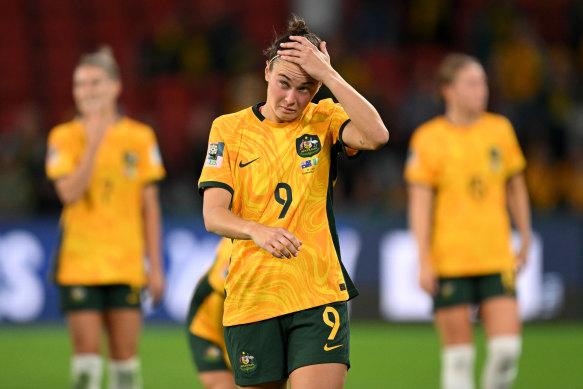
[1,321,582,388]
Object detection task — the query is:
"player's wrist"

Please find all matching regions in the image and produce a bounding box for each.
[242,220,261,240]
[320,68,341,88]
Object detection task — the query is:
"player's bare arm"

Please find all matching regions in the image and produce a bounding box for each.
[143,183,165,303]
[506,172,531,271]
[408,183,438,295]
[203,187,302,259]
[278,36,389,150]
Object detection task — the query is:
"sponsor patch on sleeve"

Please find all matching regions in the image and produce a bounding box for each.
[149,145,163,166]
[205,142,225,168]
[47,147,59,167]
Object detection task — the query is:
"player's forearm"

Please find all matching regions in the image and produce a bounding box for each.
[408,184,434,263]
[203,206,259,240]
[143,187,164,274]
[507,174,531,247]
[55,146,99,204]
[322,70,389,150]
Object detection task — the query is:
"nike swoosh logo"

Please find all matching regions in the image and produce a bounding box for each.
[239,158,259,168]
[324,344,343,351]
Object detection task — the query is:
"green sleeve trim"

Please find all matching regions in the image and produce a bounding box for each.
[338,119,362,160]
[198,181,234,197]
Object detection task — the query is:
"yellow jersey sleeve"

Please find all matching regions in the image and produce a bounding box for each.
[138,127,166,183]
[46,124,80,180]
[501,119,526,178]
[198,118,234,196]
[404,127,440,186]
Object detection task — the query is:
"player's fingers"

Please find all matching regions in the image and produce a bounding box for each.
[289,35,316,49]
[432,280,440,296]
[280,229,302,250]
[280,237,298,257]
[267,245,285,259]
[277,49,303,58]
[271,241,291,258]
[278,55,304,66]
[280,41,307,51]
[320,41,329,57]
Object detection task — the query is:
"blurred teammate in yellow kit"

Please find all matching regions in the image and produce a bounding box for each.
[46,47,165,389]
[405,54,531,389]
[186,238,235,389]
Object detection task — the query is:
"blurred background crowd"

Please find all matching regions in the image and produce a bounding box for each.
[1,0,582,219]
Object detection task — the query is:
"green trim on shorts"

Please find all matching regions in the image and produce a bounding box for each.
[433,272,516,310]
[188,333,230,372]
[59,284,142,312]
[225,301,350,387]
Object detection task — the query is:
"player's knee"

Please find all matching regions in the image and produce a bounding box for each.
[441,343,476,389]
[482,335,521,389]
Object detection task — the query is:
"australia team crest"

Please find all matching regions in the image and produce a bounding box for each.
[123,151,139,178]
[296,134,321,158]
[239,351,257,374]
[489,146,502,172]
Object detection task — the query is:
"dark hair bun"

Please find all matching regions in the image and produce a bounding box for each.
[264,14,322,66]
[288,14,310,35]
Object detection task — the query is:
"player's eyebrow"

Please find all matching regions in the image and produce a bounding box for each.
[277,73,315,86]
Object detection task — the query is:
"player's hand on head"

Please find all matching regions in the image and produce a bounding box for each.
[278,36,332,82]
[147,268,165,305]
[251,224,302,259]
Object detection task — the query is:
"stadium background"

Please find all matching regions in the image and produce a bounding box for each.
[0,0,582,387]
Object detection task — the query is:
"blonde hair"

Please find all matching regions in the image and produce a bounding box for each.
[437,53,481,88]
[76,46,120,80]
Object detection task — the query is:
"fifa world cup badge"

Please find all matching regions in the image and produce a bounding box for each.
[205,142,225,168]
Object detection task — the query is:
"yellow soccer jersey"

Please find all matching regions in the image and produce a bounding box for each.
[405,113,526,277]
[198,98,360,326]
[189,238,231,365]
[46,117,166,286]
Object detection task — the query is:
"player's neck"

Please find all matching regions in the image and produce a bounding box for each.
[260,102,280,123]
[444,107,482,127]
[81,109,121,128]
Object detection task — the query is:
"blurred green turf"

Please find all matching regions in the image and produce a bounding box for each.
[1,321,582,388]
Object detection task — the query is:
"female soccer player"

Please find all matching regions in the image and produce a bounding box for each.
[187,238,235,389]
[46,47,165,389]
[405,53,531,389]
[198,15,389,389]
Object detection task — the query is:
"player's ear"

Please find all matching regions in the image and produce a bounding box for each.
[265,61,270,82]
